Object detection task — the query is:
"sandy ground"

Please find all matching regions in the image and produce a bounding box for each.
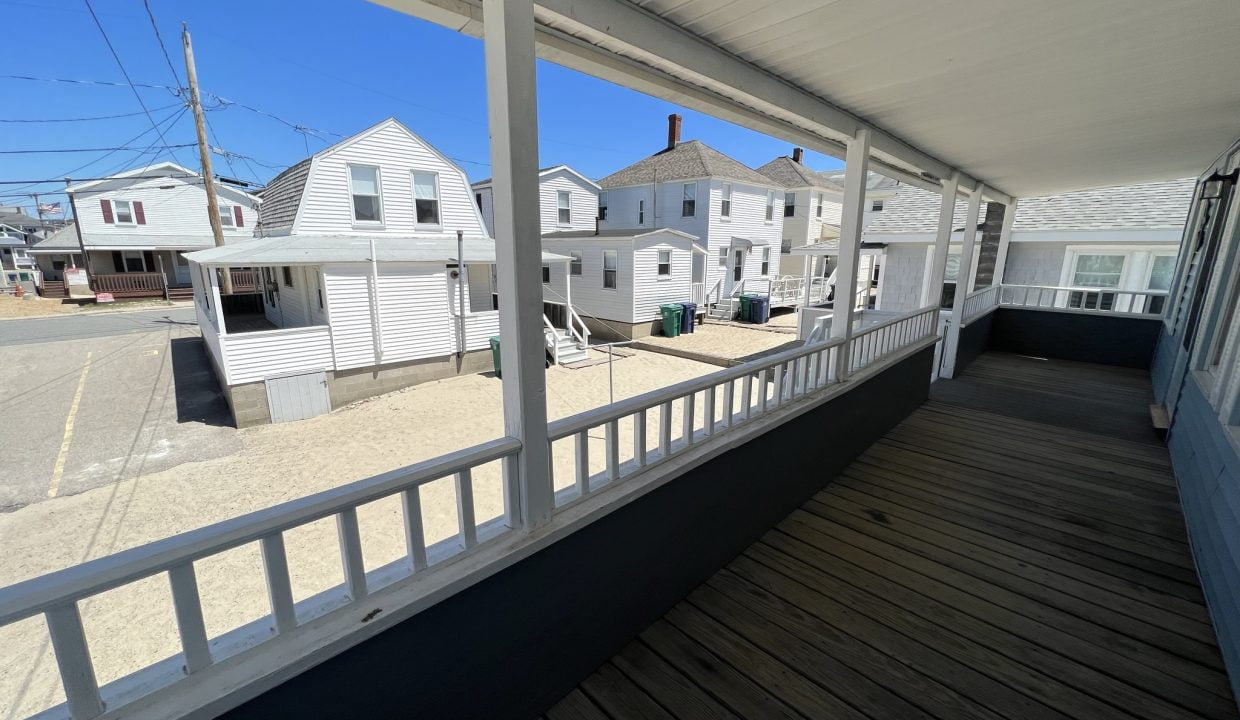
[0,349,725,718]
[766,307,801,329]
[638,321,801,361]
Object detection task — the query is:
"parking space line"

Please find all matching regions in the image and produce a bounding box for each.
[48,351,93,499]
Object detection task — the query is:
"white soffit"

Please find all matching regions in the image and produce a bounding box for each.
[374,0,1240,198]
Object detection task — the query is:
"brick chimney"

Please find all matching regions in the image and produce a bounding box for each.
[792,147,804,164]
[667,113,682,149]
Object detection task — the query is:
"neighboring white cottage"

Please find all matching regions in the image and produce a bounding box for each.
[862,178,1196,312]
[472,165,600,236]
[597,115,785,317]
[540,228,706,340]
[187,118,570,426]
[27,163,259,300]
[755,149,845,281]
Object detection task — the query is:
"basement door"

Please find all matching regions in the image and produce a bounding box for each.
[265,371,330,423]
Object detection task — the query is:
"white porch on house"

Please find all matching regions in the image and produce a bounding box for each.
[2,1,1239,719]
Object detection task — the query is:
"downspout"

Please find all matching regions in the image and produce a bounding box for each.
[456,230,467,356]
[370,236,384,362]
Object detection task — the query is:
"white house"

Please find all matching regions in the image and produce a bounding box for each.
[755,148,845,281]
[540,228,706,340]
[27,163,259,299]
[472,165,600,236]
[597,115,785,318]
[863,178,1196,313]
[187,118,571,427]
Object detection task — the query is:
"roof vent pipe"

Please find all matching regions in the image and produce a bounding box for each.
[792,147,804,164]
[667,113,682,150]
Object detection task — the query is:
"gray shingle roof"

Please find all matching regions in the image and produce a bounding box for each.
[754,157,843,191]
[599,140,776,188]
[257,157,312,233]
[28,224,79,252]
[864,178,1196,235]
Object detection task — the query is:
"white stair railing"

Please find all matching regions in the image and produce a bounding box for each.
[998,284,1169,317]
[542,313,560,365]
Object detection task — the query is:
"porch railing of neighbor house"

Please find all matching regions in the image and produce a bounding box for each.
[690,282,705,307]
[769,276,831,307]
[92,272,165,298]
[960,284,1001,324]
[998,284,1170,317]
[0,303,941,720]
[703,278,722,306]
[227,269,261,294]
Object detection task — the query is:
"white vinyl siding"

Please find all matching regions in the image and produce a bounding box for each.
[538,170,598,233]
[541,242,633,323]
[219,327,333,386]
[74,178,256,239]
[296,122,485,236]
[557,190,572,226]
[632,238,695,322]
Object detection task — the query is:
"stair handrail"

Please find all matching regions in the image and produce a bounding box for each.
[565,303,591,349]
[542,313,559,365]
[705,277,722,305]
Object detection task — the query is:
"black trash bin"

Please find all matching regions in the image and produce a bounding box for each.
[752,296,770,324]
[679,302,697,334]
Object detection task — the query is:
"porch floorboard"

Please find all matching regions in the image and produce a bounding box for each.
[545,352,1236,720]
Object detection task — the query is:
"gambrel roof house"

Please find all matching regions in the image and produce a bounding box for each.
[190,117,573,426]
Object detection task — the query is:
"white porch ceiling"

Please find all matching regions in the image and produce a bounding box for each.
[375,0,1240,197]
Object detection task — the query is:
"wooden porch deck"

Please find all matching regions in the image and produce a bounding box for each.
[545,352,1236,720]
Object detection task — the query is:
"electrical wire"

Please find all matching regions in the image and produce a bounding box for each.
[0,144,195,154]
[142,0,182,88]
[0,103,182,123]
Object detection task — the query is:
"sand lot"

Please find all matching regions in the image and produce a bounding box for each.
[0,348,723,717]
[637,320,801,362]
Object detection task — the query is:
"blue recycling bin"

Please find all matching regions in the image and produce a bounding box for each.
[679,302,697,333]
[752,296,770,324]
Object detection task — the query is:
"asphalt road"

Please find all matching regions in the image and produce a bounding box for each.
[0,308,240,511]
[0,306,198,346]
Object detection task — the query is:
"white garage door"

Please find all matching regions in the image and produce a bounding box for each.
[265,371,330,423]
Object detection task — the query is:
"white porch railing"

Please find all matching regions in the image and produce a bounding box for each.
[690,282,705,307]
[998,284,1169,317]
[0,304,942,720]
[703,278,722,306]
[769,275,831,307]
[961,284,1001,325]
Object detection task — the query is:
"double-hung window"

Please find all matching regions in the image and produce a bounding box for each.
[603,250,618,289]
[113,200,135,225]
[761,248,771,275]
[816,193,824,218]
[1070,254,1124,310]
[349,165,383,224]
[557,190,572,225]
[784,192,796,218]
[657,250,672,277]
[765,191,775,221]
[638,199,645,225]
[217,205,235,228]
[682,183,696,217]
[413,171,441,226]
[721,183,732,217]
[718,247,727,267]
[570,251,583,276]
[597,192,607,221]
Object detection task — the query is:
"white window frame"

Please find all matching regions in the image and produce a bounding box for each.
[761,247,771,276]
[681,182,697,218]
[347,164,384,226]
[120,250,147,273]
[638,199,645,225]
[657,249,672,278]
[217,204,235,228]
[113,199,136,226]
[816,192,823,219]
[721,183,732,218]
[1058,245,1179,313]
[569,251,583,276]
[717,246,727,267]
[784,192,796,218]
[412,171,442,228]
[765,190,775,222]
[557,190,572,226]
[602,249,618,290]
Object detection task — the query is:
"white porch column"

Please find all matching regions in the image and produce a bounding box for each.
[941,183,984,378]
[209,265,226,336]
[801,259,812,308]
[483,0,554,530]
[990,198,1019,287]
[926,172,961,307]
[830,128,871,379]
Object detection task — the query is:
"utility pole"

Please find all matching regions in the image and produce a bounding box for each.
[182,22,232,294]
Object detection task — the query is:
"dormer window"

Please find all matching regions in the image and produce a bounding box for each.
[413,171,441,226]
[558,190,572,225]
[349,165,383,224]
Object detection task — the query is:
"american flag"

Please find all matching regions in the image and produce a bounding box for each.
[37,202,62,215]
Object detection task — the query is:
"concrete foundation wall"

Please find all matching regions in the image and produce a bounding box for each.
[223,348,493,427]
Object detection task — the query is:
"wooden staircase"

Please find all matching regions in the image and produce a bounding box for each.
[40,280,67,298]
[166,286,194,301]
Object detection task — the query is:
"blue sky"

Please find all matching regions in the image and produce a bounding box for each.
[0,0,842,214]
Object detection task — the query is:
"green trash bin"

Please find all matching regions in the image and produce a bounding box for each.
[660,303,683,337]
[739,294,753,322]
[489,336,502,377]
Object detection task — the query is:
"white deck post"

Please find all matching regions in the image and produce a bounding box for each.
[210,265,226,337]
[991,198,1019,288]
[830,128,871,380]
[483,0,554,530]
[926,172,962,308]
[801,260,812,308]
[941,183,984,378]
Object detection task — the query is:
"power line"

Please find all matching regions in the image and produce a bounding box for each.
[83,0,184,166]
[142,0,182,88]
[0,103,182,123]
[0,144,195,154]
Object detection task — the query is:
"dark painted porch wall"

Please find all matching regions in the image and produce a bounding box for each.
[221,347,935,720]
[987,307,1162,368]
[1156,328,1240,705]
[952,309,994,377]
